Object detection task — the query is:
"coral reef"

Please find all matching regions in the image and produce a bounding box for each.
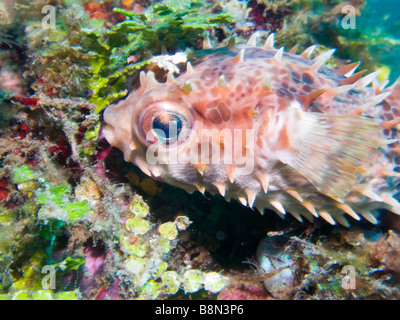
[0,0,236,300]
[256,226,400,299]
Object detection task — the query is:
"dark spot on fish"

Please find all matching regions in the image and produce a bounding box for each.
[291,71,301,82]
[277,88,294,99]
[382,101,392,111]
[218,103,231,121]
[207,108,222,125]
[277,89,285,97]
[247,77,256,86]
[282,82,289,89]
[225,72,234,81]
[201,71,213,81]
[289,87,297,93]
[303,85,312,93]
[309,104,322,113]
[384,113,394,121]
[302,72,314,84]
[388,141,397,149]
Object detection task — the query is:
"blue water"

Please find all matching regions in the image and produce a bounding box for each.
[359,0,400,81]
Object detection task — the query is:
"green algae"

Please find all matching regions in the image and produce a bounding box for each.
[158,221,179,240]
[29,178,91,223]
[88,0,233,113]
[4,163,224,299]
[0,289,79,300]
[12,165,39,184]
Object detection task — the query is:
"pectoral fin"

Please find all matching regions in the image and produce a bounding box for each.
[278,107,382,200]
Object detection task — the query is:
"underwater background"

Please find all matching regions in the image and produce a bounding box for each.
[1,0,400,300]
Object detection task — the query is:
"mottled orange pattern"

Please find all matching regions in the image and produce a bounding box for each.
[103,34,400,226]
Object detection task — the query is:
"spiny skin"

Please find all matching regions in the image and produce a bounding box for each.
[103,37,400,226]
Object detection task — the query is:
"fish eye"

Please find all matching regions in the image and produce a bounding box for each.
[152,112,184,145]
[138,101,193,147]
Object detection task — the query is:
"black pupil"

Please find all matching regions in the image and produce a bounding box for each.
[153,113,183,143]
